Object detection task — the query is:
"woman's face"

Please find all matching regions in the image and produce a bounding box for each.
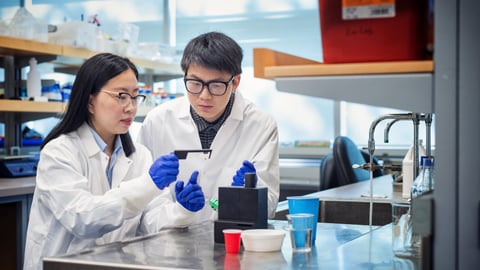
[88,69,138,144]
[185,64,240,123]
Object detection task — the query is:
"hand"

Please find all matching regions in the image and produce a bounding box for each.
[231,160,256,186]
[175,171,205,212]
[149,153,179,189]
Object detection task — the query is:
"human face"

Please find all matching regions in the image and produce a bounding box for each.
[88,69,138,145]
[185,64,240,123]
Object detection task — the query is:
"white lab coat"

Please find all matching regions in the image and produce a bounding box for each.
[137,92,280,233]
[23,123,163,270]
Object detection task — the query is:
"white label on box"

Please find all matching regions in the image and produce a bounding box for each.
[342,1,395,20]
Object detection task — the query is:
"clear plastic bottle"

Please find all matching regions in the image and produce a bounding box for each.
[403,155,434,257]
[411,155,434,198]
[27,57,42,98]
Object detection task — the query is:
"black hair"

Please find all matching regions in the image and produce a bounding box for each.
[41,53,139,157]
[181,31,243,76]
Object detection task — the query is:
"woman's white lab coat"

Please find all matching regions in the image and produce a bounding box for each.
[137,92,280,233]
[23,123,162,270]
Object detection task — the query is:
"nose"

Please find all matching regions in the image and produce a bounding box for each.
[124,98,136,112]
[199,84,213,99]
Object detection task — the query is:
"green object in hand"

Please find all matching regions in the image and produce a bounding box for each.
[209,198,218,210]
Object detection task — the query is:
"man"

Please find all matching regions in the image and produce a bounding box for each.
[137,32,279,231]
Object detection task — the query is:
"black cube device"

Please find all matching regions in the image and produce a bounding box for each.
[213,179,268,243]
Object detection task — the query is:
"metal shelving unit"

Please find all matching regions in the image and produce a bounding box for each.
[0,35,182,150]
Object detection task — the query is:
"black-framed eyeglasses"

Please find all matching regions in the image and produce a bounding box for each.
[183,76,235,96]
[100,90,146,107]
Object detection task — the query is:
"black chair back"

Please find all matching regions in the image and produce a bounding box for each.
[320,136,383,190]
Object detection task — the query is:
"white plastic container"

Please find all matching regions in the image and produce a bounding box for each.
[27,57,42,98]
[402,141,426,198]
[241,229,286,252]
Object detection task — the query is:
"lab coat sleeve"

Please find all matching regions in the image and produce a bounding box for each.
[251,116,280,218]
[35,138,162,239]
[138,188,198,234]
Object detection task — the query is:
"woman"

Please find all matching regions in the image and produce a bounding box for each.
[23,53,203,270]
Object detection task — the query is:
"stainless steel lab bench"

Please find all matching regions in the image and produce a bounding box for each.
[43,220,419,270]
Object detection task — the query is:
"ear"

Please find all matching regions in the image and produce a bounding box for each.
[232,75,241,93]
[87,95,95,114]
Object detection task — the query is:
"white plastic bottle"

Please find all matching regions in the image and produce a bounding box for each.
[402,141,426,199]
[27,57,42,98]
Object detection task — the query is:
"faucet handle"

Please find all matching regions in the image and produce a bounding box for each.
[353,163,402,171]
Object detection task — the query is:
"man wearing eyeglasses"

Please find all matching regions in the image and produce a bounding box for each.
[137,32,280,232]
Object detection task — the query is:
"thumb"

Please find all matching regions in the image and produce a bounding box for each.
[243,160,255,171]
[188,171,199,185]
[175,181,184,194]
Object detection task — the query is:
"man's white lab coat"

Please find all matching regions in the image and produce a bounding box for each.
[137,92,280,233]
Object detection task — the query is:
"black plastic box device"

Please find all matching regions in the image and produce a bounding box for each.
[214,174,268,243]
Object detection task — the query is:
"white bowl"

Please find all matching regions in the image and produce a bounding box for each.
[241,229,286,252]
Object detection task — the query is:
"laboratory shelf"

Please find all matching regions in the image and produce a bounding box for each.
[253,48,434,112]
[0,99,66,113]
[0,35,183,149]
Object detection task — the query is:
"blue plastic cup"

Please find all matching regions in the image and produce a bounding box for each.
[287,196,319,244]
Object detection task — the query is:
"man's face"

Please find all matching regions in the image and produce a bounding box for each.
[184,64,240,122]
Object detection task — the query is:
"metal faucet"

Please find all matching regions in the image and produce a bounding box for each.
[368,113,416,156]
[367,112,432,179]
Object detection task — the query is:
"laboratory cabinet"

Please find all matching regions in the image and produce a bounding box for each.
[253,0,480,269]
[0,35,181,270]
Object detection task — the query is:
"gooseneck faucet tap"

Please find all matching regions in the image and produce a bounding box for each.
[384,119,402,144]
[368,113,415,156]
[367,112,432,180]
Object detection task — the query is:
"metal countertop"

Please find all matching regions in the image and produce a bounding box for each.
[44,220,419,270]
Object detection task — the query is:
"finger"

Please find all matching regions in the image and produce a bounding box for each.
[161,159,179,169]
[179,183,201,198]
[235,170,243,179]
[175,181,184,194]
[165,168,179,177]
[182,189,204,202]
[188,196,206,204]
[165,175,177,185]
[167,152,179,160]
[188,171,199,185]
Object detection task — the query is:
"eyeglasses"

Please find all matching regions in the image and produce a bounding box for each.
[100,90,146,107]
[183,76,235,96]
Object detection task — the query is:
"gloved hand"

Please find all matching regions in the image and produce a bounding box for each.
[231,160,256,186]
[149,153,179,189]
[175,171,205,212]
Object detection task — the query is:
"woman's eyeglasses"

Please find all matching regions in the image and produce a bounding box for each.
[100,90,146,107]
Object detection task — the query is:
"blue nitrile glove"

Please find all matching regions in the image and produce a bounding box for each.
[175,171,205,212]
[232,160,256,186]
[149,153,179,189]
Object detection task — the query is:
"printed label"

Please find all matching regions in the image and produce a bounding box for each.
[342,0,396,20]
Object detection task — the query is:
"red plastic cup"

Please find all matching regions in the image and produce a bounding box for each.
[223,229,242,253]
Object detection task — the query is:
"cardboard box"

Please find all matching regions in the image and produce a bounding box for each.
[319,0,429,63]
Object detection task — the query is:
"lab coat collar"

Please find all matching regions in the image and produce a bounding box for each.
[77,123,133,188]
[78,123,103,158]
[229,92,246,121]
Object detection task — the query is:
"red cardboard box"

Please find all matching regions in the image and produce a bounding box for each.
[319,0,429,63]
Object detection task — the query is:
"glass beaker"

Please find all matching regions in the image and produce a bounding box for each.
[392,201,421,258]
